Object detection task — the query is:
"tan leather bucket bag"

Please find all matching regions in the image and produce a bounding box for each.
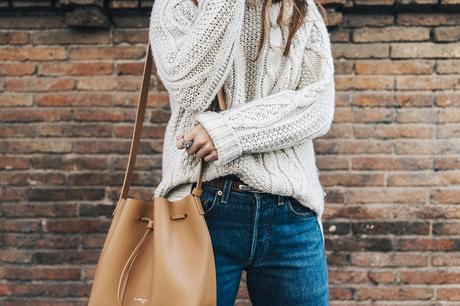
[88,42,223,306]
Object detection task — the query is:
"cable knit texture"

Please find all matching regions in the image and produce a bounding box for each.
[149,0,335,241]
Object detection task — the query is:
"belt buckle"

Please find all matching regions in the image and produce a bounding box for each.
[238,184,257,192]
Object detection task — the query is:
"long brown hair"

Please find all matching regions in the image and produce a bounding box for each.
[254,0,327,61]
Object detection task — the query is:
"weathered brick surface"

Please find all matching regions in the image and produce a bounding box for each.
[1,0,460,305]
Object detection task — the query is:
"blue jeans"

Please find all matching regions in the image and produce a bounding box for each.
[197,176,330,306]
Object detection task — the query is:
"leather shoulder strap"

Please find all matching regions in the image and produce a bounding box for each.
[119,43,153,201]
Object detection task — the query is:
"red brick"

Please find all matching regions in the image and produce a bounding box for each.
[346,188,427,204]
[38,62,113,76]
[113,29,148,43]
[432,254,460,266]
[352,157,432,170]
[73,140,131,153]
[0,156,30,170]
[437,288,460,301]
[398,13,460,26]
[353,26,430,42]
[387,171,460,186]
[431,189,460,204]
[394,139,460,154]
[30,267,81,280]
[68,46,145,60]
[30,156,108,170]
[344,14,394,27]
[333,43,390,58]
[32,30,109,45]
[321,173,384,187]
[34,250,101,265]
[111,16,149,28]
[328,270,369,284]
[4,78,75,92]
[395,238,460,251]
[0,250,33,264]
[391,42,460,58]
[356,287,433,300]
[354,124,434,139]
[44,219,110,233]
[434,26,460,42]
[37,123,113,137]
[3,140,72,153]
[0,124,36,138]
[1,203,78,218]
[109,0,140,8]
[0,109,72,122]
[0,63,36,76]
[396,76,459,90]
[3,233,80,249]
[28,188,105,201]
[0,172,64,186]
[437,60,460,74]
[45,282,90,298]
[0,16,66,29]
[114,124,165,139]
[72,108,135,121]
[0,47,66,61]
[351,252,428,267]
[352,93,433,107]
[355,59,434,74]
[0,220,41,232]
[315,138,394,154]
[76,76,139,91]
[433,222,460,235]
[0,32,29,44]
[335,75,394,90]
[389,106,432,123]
[35,93,127,107]
[0,94,33,106]
[116,62,144,75]
[436,124,460,138]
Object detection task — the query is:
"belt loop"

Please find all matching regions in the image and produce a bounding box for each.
[220,175,233,205]
[277,195,285,206]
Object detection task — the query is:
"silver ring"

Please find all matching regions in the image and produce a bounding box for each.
[183,140,193,150]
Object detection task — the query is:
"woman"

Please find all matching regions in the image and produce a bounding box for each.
[149,0,335,304]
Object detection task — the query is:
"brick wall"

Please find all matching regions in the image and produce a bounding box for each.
[1,0,459,305]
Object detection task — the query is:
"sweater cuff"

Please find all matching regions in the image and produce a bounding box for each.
[194,111,243,166]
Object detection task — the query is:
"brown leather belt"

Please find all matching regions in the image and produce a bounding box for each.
[193,174,260,192]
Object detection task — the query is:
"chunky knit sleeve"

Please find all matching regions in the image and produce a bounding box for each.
[149,0,245,112]
[194,2,336,167]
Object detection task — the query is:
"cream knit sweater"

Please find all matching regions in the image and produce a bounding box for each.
[149,0,335,242]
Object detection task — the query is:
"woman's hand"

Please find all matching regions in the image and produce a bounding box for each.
[176,123,218,162]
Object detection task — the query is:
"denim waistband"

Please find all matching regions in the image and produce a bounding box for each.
[200,174,286,206]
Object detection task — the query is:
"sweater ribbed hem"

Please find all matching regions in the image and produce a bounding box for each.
[194,111,243,166]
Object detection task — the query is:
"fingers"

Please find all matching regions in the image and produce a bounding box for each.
[195,143,215,160]
[175,124,218,162]
[175,125,197,149]
[175,134,184,149]
[175,132,195,150]
[184,133,205,155]
[204,150,218,162]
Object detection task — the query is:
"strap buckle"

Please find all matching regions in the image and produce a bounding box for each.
[238,184,259,192]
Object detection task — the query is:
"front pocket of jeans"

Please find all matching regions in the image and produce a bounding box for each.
[199,186,220,214]
[286,197,316,218]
